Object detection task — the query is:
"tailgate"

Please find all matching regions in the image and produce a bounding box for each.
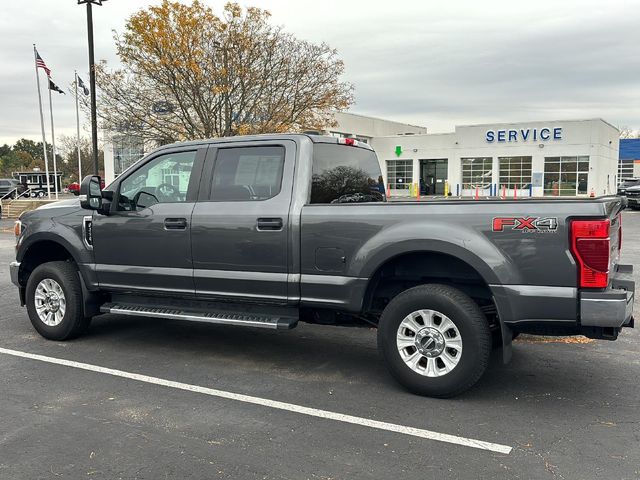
[606,197,625,273]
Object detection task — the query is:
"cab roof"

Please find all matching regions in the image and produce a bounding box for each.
[155,133,374,152]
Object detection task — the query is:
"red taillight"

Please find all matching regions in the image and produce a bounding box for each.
[339,137,356,146]
[570,219,610,288]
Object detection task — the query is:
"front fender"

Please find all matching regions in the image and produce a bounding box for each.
[17,217,97,290]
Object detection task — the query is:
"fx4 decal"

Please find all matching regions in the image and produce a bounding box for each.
[492,217,558,233]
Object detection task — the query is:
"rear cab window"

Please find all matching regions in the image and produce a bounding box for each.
[310,143,386,204]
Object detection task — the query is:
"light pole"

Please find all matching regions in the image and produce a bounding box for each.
[78,0,107,176]
[213,41,231,136]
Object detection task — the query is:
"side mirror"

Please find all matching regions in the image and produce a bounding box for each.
[79,175,102,211]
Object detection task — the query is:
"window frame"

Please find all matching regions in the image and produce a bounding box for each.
[386,159,413,191]
[543,155,590,196]
[109,146,206,214]
[497,156,532,191]
[309,144,385,204]
[206,145,286,202]
[460,157,493,191]
[197,140,295,204]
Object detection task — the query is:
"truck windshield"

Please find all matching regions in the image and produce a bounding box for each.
[311,143,386,204]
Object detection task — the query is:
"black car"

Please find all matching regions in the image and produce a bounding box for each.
[625,185,640,210]
[0,178,26,199]
[618,178,640,196]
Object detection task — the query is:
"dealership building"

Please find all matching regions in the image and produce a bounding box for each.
[619,138,640,180]
[370,118,620,198]
[104,115,621,198]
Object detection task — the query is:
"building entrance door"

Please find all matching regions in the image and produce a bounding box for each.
[420,159,448,195]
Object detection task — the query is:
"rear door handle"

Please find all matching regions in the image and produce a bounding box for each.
[257,218,283,231]
[164,217,188,230]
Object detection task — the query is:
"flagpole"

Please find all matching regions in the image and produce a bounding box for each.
[33,44,51,200]
[47,80,59,200]
[75,71,83,183]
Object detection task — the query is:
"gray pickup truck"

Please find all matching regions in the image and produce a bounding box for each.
[9,134,635,397]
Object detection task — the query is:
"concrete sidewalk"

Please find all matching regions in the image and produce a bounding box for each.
[0,218,15,233]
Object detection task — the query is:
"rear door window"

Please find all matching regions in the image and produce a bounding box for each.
[210,146,285,201]
[311,143,385,204]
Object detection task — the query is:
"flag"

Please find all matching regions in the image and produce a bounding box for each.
[77,75,90,95]
[48,79,65,94]
[35,49,51,77]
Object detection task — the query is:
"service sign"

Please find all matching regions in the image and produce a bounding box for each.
[486,127,562,143]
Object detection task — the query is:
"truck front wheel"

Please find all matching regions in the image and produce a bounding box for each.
[25,261,91,341]
[377,284,491,398]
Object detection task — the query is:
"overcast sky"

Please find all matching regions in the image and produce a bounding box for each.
[1,0,639,146]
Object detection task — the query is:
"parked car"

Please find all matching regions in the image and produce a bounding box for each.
[617,178,640,196]
[67,182,80,196]
[625,184,640,209]
[68,179,104,196]
[9,134,635,397]
[0,178,26,199]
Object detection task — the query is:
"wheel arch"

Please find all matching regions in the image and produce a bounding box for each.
[18,237,78,288]
[362,249,497,313]
[18,235,102,316]
[361,249,514,363]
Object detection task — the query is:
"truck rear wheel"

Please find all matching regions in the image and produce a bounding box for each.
[25,261,91,341]
[377,284,491,398]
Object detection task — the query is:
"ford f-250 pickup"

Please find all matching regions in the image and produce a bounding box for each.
[9,134,635,397]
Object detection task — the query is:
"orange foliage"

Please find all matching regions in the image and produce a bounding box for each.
[93,1,354,141]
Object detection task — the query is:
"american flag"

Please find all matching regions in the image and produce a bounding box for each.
[35,49,51,77]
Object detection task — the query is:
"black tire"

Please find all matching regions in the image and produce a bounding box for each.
[25,261,91,341]
[377,284,491,398]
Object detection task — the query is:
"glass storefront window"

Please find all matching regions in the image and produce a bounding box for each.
[618,160,633,184]
[113,135,145,175]
[544,156,589,196]
[461,157,492,194]
[498,156,532,191]
[387,160,413,191]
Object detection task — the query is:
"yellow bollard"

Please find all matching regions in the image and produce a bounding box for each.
[444,180,449,197]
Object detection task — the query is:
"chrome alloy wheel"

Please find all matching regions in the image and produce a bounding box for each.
[396,309,463,377]
[34,278,67,326]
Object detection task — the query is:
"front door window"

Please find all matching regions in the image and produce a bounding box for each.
[117,151,197,210]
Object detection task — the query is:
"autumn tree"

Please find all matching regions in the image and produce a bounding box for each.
[619,126,639,139]
[93,1,353,142]
[0,139,61,177]
[58,135,105,182]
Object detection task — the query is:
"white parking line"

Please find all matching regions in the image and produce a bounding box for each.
[0,346,512,455]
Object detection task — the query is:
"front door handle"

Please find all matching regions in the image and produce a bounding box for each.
[256,218,283,231]
[164,217,188,230]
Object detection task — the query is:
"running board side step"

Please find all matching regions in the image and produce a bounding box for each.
[100,303,298,330]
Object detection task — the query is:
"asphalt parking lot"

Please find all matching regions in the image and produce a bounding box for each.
[1,212,639,480]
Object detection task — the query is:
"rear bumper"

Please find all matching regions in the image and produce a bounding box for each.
[580,264,635,329]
